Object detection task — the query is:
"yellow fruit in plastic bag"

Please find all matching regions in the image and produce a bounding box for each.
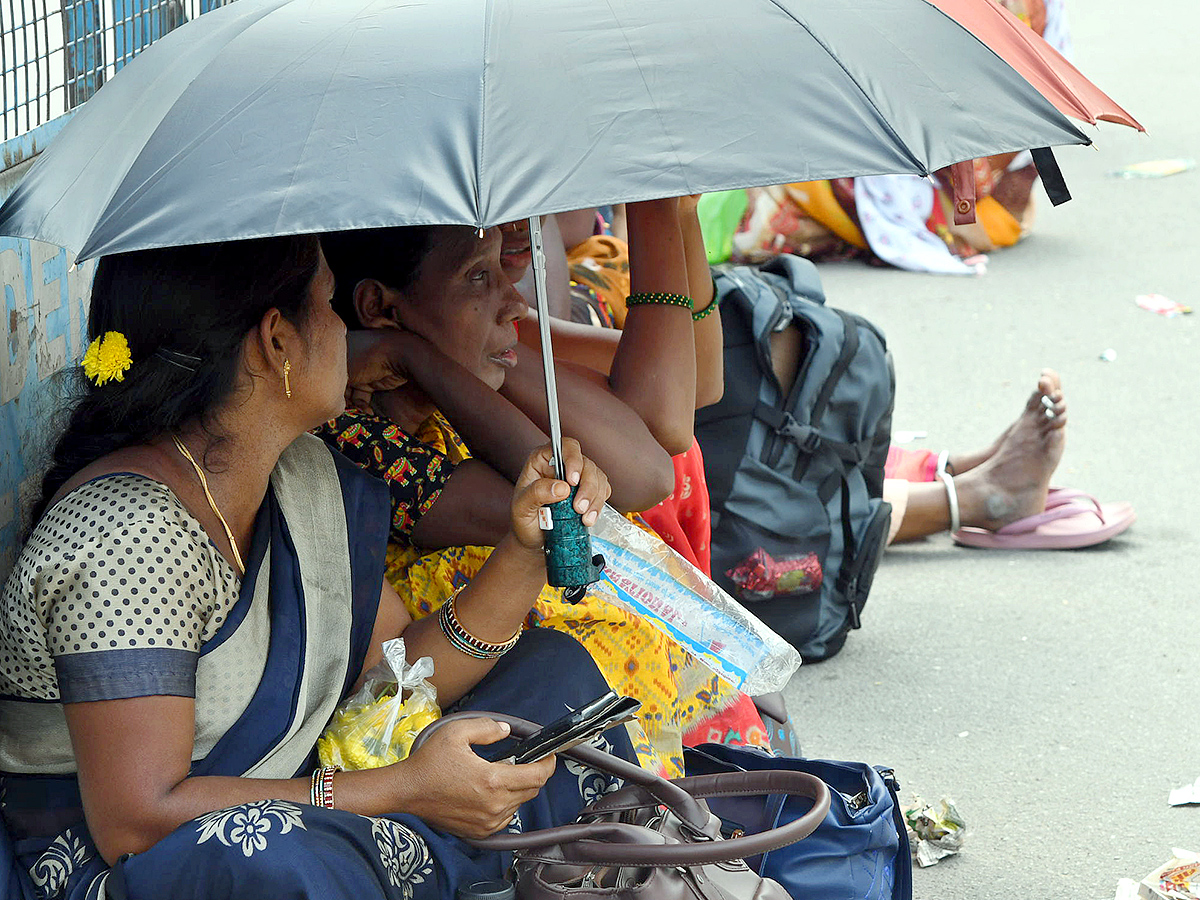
[317,687,441,770]
[316,638,441,770]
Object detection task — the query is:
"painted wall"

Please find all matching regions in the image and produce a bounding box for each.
[0,117,96,582]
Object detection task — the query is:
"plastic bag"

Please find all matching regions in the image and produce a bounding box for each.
[316,638,440,770]
[696,189,749,264]
[590,506,801,695]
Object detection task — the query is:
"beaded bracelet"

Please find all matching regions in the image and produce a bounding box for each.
[310,765,340,808]
[625,291,693,311]
[691,299,718,321]
[438,587,521,660]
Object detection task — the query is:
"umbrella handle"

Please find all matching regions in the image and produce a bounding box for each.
[527,216,604,598]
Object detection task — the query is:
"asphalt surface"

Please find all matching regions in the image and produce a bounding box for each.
[779,1,1200,896]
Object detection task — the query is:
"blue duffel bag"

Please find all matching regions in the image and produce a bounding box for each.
[684,743,912,900]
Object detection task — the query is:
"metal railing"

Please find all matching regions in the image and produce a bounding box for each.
[1,0,236,143]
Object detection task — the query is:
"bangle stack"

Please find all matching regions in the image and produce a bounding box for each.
[438,587,521,660]
[625,291,693,311]
[310,764,340,808]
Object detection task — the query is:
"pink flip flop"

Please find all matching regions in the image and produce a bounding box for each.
[952,493,1136,550]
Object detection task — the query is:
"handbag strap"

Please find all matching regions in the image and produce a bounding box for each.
[475,769,830,866]
[411,711,711,830]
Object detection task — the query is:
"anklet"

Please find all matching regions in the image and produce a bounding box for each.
[937,467,961,534]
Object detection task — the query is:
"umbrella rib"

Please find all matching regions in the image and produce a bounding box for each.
[600,0,691,190]
[27,0,288,250]
[270,19,363,236]
[475,0,493,228]
[91,11,353,249]
[762,0,928,176]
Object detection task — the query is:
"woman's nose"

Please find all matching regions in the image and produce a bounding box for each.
[501,282,529,322]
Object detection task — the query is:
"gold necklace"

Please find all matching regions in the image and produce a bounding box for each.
[172,435,245,575]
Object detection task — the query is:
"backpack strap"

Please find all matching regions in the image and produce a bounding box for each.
[754,402,873,471]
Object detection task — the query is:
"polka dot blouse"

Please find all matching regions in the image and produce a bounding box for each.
[0,474,241,703]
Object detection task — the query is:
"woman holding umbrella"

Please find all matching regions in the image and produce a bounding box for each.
[317,197,774,778]
[0,236,635,899]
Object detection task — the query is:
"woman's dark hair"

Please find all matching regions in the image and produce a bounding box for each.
[320,226,437,328]
[31,235,321,526]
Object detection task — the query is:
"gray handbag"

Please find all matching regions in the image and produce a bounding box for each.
[415,712,830,900]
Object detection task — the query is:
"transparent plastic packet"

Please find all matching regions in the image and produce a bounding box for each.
[590,506,802,695]
[317,638,440,770]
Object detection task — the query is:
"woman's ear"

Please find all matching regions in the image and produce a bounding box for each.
[354,279,404,330]
[251,307,293,387]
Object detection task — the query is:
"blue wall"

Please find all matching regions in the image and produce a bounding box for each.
[0,117,96,581]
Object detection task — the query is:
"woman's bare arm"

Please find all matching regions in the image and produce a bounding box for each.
[361,331,672,515]
[679,195,723,409]
[607,199,696,454]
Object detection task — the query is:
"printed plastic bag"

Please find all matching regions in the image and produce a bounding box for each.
[590,507,801,695]
[317,638,440,770]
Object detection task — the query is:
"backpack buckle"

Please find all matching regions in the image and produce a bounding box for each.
[779,416,822,453]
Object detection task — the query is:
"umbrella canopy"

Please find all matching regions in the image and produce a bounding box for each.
[927,0,1143,130]
[0,0,1090,261]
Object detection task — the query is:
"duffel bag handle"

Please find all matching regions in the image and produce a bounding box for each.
[475,770,830,866]
[411,711,710,830]
[412,712,831,866]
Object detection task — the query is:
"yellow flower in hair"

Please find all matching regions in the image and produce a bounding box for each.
[82,331,133,386]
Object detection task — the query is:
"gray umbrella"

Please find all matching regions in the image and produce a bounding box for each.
[0,0,1089,260]
[0,0,1091,583]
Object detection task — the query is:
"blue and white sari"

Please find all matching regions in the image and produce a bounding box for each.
[0,436,631,899]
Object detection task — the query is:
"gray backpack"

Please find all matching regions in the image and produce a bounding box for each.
[696,255,894,661]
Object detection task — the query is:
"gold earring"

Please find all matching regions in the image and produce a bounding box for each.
[282,359,292,399]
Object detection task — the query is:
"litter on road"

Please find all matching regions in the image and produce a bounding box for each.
[905,798,967,867]
[1109,159,1197,178]
[1136,294,1192,317]
[1169,778,1200,807]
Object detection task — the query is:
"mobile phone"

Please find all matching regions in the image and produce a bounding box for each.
[505,691,641,765]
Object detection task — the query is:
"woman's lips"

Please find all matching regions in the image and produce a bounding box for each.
[488,347,519,368]
[501,248,532,269]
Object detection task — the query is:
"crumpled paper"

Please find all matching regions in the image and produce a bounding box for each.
[905,798,967,867]
[1169,778,1200,807]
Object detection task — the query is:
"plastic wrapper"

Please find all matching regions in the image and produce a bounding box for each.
[317,638,440,770]
[1138,851,1200,900]
[590,506,802,696]
[726,548,822,600]
[905,798,967,868]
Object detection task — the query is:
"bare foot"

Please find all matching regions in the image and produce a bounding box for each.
[948,369,1065,476]
[953,369,1066,530]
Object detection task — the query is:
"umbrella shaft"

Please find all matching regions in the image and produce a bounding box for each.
[528,215,567,482]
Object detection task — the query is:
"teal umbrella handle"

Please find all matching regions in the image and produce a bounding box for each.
[528,216,603,599]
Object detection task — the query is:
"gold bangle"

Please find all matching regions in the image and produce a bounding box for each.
[438,587,521,659]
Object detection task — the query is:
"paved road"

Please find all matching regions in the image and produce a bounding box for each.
[780,1,1200,896]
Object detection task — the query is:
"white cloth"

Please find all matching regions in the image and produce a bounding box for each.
[853,175,983,276]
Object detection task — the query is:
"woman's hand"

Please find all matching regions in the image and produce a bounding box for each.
[394,717,556,839]
[345,330,421,412]
[509,439,611,551]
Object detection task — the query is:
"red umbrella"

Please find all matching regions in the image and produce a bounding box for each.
[928,0,1144,131]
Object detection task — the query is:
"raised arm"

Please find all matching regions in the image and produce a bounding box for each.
[348,329,672,523]
[606,199,696,454]
[679,194,723,408]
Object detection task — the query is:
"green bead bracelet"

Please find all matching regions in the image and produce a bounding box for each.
[625,291,693,311]
[691,300,718,321]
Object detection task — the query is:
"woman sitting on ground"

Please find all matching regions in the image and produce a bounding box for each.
[0,236,632,900]
[318,199,767,777]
